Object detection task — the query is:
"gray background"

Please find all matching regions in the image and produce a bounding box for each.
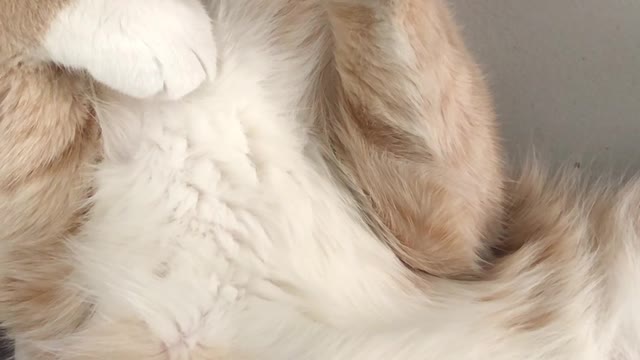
[449,0,640,174]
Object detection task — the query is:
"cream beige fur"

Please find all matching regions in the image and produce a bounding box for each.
[0,64,99,336]
[0,0,71,59]
[0,66,98,357]
[0,0,98,355]
[320,0,505,277]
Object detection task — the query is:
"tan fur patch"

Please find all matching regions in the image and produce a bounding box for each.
[475,163,640,334]
[320,0,505,277]
[0,0,71,58]
[0,62,98,343]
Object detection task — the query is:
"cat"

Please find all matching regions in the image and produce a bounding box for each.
[0,0,638,359]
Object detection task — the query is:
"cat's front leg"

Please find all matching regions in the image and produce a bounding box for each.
[41,0,217,100]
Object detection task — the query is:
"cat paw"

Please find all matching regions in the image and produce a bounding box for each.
[42,0,216,100]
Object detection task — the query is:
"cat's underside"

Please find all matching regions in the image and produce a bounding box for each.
[0,0,638,359]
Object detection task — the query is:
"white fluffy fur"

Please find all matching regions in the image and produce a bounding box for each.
[17,0,639,359]
[42,0,217,99]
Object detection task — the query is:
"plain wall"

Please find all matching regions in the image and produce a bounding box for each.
[448,0,640,174]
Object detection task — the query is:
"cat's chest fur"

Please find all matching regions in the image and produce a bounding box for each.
[77,0,410,354]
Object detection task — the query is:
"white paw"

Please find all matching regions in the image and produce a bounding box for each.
[42,0,216,100]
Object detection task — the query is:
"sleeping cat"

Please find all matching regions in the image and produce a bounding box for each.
[0,0,638,359]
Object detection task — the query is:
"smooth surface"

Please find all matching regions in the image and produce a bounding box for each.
[449,0,640,174]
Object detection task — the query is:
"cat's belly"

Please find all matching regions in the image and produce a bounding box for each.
[76,70,417,358]
[75,39,419,356]
[78,72,300,350]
